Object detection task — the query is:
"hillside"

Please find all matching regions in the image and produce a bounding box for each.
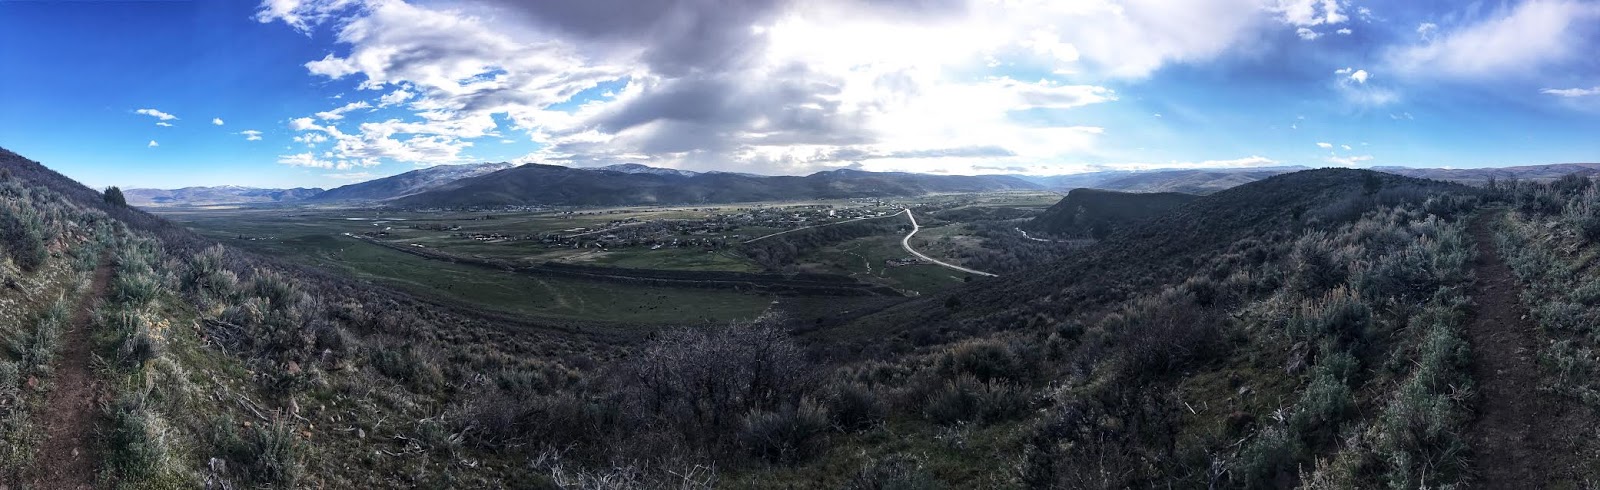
[395,165,1041,207]
[810,168,1487,486]
[1024,188,1198,238]
[1377,162,1600,185]
[1017,167,1305,194]
[306,161,516,202]
[12,145,1600,488]
[124,186,324,207]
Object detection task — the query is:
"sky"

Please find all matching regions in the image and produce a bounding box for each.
[1,0,1598,190]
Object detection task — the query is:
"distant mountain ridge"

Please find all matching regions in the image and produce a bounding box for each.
[393,164,1042,207]
[124,186,325,207]
[1374,163,1600,185]
[307,162,517,202]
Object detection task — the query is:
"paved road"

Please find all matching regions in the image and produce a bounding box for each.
[901,209,998,277]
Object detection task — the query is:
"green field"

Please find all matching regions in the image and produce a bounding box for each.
[162,209,774,325]
[155,191,1060,322]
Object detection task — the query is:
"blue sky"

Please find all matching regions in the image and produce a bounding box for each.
[2,0,1597,190]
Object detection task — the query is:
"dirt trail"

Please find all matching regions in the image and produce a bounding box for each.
[1466,213,1583,487]
[24,258,111,489]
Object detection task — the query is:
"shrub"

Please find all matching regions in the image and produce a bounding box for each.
[922,375,1028,425]
[624,315,813,438]
[937,339,1024,383]
[823,381,886,432]
[0,208,46,272]
[104,393,179,485]
[739,398,830,464]
[1289,233,1347,295]
[844,453,941,490]
[1234,422,1305,489]
[212,414,303,487]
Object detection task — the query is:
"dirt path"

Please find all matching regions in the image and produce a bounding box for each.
[24,258,111,489]
[1466,213,1584,487]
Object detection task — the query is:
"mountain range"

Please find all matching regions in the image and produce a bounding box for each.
[122,186,324,207]
[122,161,1600,208]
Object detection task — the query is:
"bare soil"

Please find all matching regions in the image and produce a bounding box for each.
[1466,213,1585,487]
[23,258,111,489]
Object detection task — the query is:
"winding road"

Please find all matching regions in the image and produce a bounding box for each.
[900,208,998,277]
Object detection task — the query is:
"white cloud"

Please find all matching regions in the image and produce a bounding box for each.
[378,88,412,107]
[1416,22,1438,40]
[1388,0,1600,79]
[135,108,177,121]
[1341,144,1352,150]
[294,133,329,145]
[156,122,173,127]
[314,100,372,120]
[279,152,379,170]
[1297,28,1321,40]
[278,152,324,167]
[1316,142,1333,149]
[1327,154,1372,166]
[1542,86,1600,97]
[1276,0,1347,27]
[1349,69,1369,84]
[212,117,225,125]
[147,140,159,148]
[240,130,264,141]
[1336,28,1352,35]
[254,0,1328,175]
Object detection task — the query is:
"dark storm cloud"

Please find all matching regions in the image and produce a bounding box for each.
[472,0,791,76]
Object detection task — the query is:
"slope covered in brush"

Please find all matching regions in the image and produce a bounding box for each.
[1024,188,1198,239]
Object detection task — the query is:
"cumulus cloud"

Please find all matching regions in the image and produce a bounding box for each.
[1336,28,1352,35]
[254,0,1347,175]
[1297,28,1321,40]
[314,100,372,120]
[240,130,264,141]
[1276,0,1347,27]
[213,117,225,125]
[1387,0,1600,79]
[147,140,159,148]
[135,108,177,121]
[1327,154,1372,165]
[1543,86,1600,97]
[1316,142,1334,149]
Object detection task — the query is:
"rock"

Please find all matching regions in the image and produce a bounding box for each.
[357,428,366,439]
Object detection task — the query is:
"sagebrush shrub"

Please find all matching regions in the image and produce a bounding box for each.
[739,398,830,464]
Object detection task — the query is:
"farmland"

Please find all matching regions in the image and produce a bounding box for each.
[155,191,1064,323]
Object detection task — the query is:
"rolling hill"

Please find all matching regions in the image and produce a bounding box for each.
[123,186,324,207]
[305,161,516,202]
[394,165,1042,207]
[1024,187,1199,238]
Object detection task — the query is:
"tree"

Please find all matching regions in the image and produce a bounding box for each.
[104,186,126,206]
